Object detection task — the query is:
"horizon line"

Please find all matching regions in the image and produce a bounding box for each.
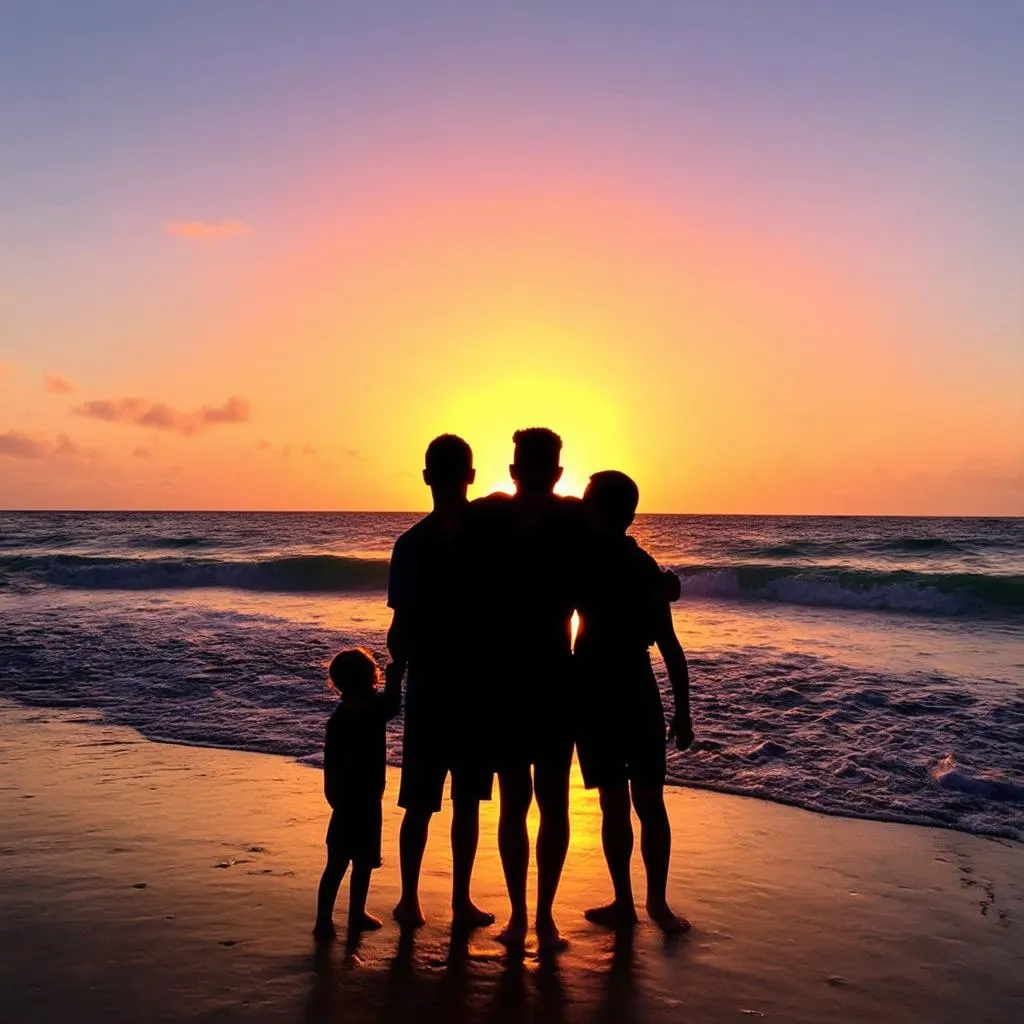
[1,508,1021,519]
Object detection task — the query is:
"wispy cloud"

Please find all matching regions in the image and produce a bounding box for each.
[164,220,250,240]
[44,372,77,395]
[73,395,251,436]
[0,430,83,460]
[132,446,153,458]
[0,431,47,459]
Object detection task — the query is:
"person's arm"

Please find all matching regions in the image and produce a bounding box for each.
[653,603,694,750]
[386,607,411,675]
[323,723,342,808]
[385,534,414,688]
[380,658,403,720]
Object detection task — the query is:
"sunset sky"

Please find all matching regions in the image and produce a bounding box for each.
[1,1,1021,513]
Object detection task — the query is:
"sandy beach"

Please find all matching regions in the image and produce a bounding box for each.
[1,701,1021,1023]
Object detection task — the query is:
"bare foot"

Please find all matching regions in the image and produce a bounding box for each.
[392,900,426,929]
[452,902,496,929]
[647,902,690,934]
[349,912,384,933]
[584,902,638,930]
[312,920,337,942]
[535,920,569,954]
[496,917,528,952]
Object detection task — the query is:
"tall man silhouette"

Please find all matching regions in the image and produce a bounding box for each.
[470,428,582,952]
[388,434,494,929]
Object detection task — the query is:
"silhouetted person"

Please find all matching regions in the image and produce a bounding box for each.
[470,427,582,952]
[388,434,495,929]
[314,647,401,940]
[575,471,693,934]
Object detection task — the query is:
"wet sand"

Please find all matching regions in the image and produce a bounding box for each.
[1,702,1021,1023]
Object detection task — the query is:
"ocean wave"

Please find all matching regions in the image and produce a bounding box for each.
[2,551,1021,616]
[127,535,213,550]
[725,537,978,560]
[0,553,390,593]
[675,565,1023,616]
[931,754,1024,804]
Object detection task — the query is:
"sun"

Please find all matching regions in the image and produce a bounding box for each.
[485,469,586,498]
[432,373,627,501]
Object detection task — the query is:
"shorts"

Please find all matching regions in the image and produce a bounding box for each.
[398,702,494,813]
[574,652,667,790]
[490,661,575,774]
[326,799,383,869]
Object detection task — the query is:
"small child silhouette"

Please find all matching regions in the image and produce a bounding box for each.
[314,648,401,941]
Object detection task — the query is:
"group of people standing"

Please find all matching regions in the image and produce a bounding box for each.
[314,428,693,953]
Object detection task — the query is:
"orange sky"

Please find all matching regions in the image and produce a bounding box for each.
[1,4,1022,514]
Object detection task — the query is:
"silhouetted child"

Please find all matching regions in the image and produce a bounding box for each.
[574,471,694,934]
[314,648,401,941]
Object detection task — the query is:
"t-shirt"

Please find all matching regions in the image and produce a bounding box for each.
[387,512,468,677]
[323,688,400,807]
[575,534,666,661]
[467,492,585,667]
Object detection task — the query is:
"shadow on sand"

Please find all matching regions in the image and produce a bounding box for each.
[304,926,680,1024]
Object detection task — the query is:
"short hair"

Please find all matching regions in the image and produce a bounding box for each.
[586,470,640,522]
[327,647,379,695]
[512,427,562,469]
[424,434,473,485]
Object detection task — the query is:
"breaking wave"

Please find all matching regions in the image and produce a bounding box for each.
[1,553,390,593]
[676,565,1023,617]
[2,551,1021,617]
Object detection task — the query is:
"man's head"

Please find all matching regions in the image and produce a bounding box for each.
[510,427,563,496]
[423,434,475,497]
[584,470,640,535]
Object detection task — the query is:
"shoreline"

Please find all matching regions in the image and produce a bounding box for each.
[2,705,1022,1022]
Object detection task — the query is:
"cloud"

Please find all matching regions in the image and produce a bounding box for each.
[53,433,83,457]
[0,430,47,459]
[199,395,250,425]
[301,442,317,456]
[0,430,84,460]
[73,395,251,436]
[44,372,77,395]
[164,220,250,240]
[255,439,272,451]
[132,447,153,458]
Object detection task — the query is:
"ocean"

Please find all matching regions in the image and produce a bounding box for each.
[2,512,1022,840]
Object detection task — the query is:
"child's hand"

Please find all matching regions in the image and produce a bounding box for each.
[668,712,694,751]
[660,568,681,603]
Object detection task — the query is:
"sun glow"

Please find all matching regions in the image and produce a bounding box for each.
[431,373,629,503]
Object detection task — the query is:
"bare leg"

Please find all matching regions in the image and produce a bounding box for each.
[451,798,494,926]
[534,760,571,952]
[585,784,638,929]
[496,766,533,949]
[632,782,689,933]
[393,808,431,927]
[314,854,349,939]
[348,862,383,932]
